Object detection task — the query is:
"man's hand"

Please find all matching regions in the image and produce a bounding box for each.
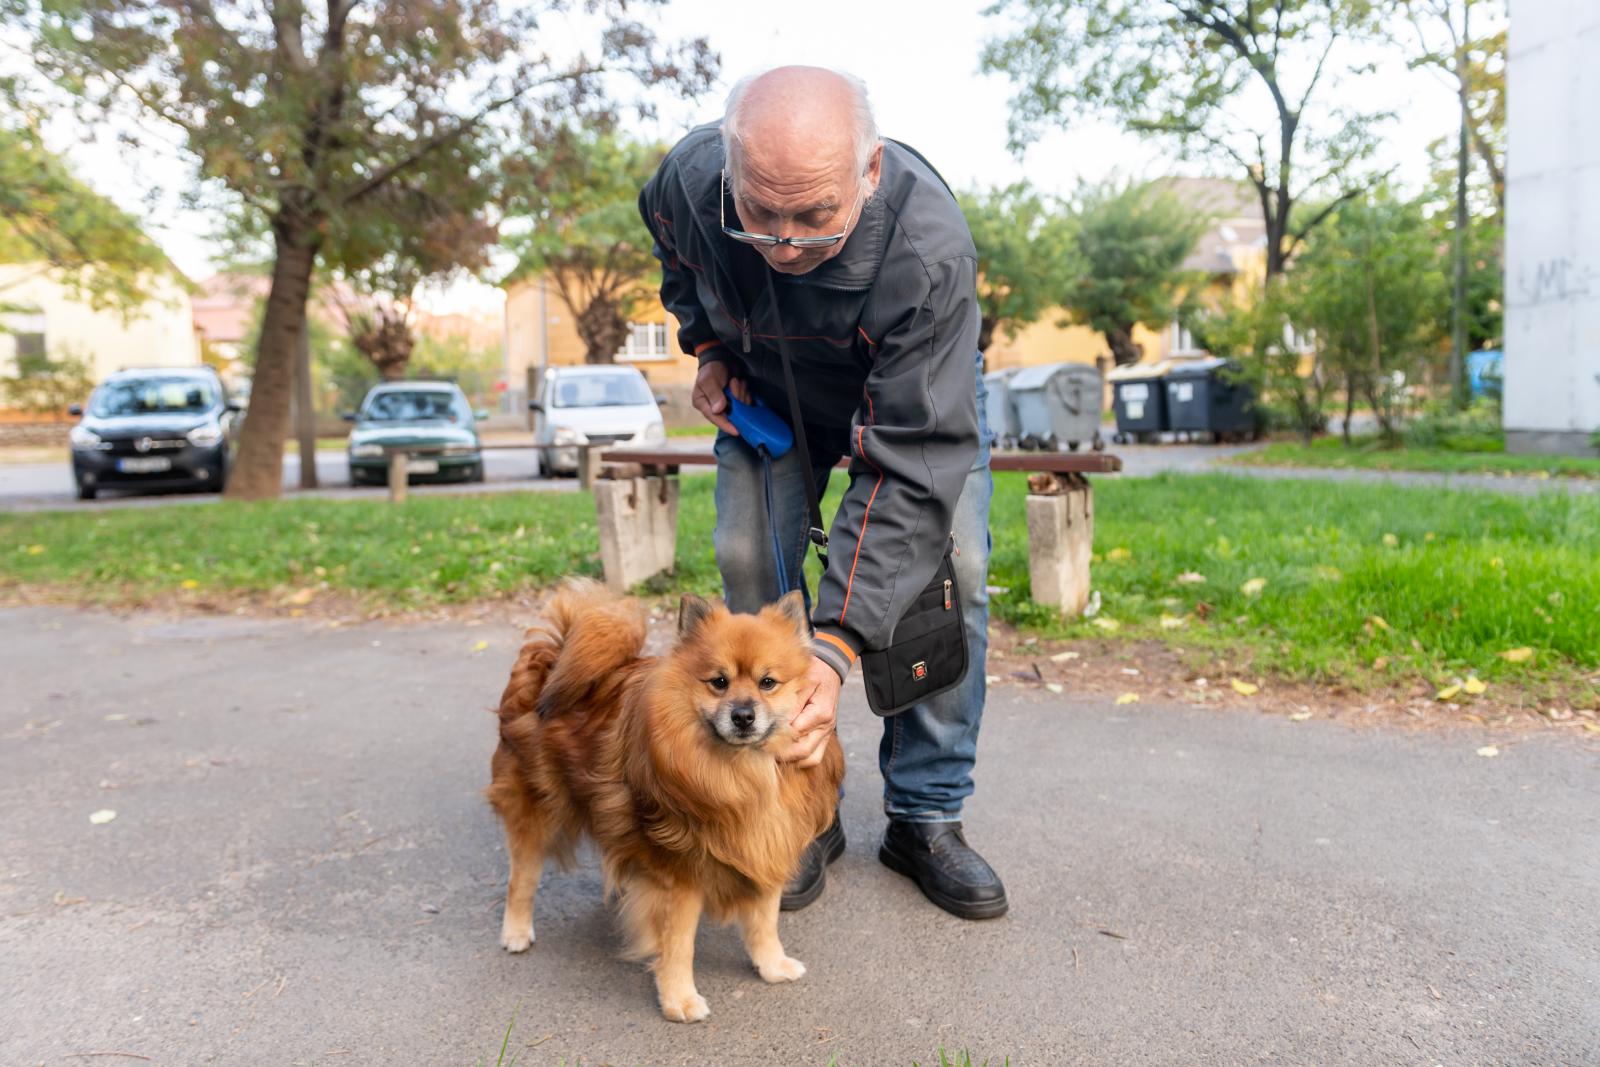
[778,656,841,767]
[692,358,752,436]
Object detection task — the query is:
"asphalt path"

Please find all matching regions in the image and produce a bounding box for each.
[3,606,1596,1065]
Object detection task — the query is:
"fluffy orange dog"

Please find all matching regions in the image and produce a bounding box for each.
[486,579,845,1023]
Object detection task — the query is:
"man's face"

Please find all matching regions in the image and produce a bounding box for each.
[728,143,881,275]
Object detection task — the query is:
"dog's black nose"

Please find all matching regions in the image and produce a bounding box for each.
[729,702,756,731]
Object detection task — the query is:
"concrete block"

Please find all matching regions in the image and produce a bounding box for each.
[1025,482,1093,617]
[387,451,408,504]
[593,476,680,592]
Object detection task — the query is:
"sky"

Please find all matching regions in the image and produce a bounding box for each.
[34,0,1477,317]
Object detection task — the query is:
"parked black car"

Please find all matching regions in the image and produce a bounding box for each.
[68,367,242,500]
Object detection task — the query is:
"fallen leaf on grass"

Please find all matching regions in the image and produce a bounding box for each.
[1582,722,1600,734]
[1498,647,1533,663]
[284,587,316,607]
[1288,711,1313,722]
[1436,684,1462,701]
[1463,677,1487,696]
[1159,614,1187,630]
[1382,532,1399,547]
[1175,571,1206,585]
[1230,679,1259,696]
[1476,746,1499,758]
[1049,650,1080,663]
[179,579,199,590]
[1366,615,1390,632]
[1045,683,1064,695]
[89,809,117,825]
[1240,577,1267,597]
[1092,617,1120,632]
[1105,546,1132,562]
[1372,657,1389,671]
[1115,692,1139,705]
[26,544,45,555]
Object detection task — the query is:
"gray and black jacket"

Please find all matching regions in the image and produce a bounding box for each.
[638,123,980,680]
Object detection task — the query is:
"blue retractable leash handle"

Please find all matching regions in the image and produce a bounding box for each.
[725,389,799,596]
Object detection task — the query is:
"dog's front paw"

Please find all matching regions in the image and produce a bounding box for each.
[500,918,534,953]
[757,955,807,983]
[659,991,710,1024]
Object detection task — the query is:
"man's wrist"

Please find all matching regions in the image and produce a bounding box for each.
[812,626,859,682]
[694,340,735,369]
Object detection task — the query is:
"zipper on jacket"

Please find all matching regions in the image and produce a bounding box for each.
[741,320,751,353]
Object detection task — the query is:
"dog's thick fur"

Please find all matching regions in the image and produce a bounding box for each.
[486,579,845,1023]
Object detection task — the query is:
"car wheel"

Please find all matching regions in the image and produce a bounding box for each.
[76,482,97,501]
[470,462,486,483]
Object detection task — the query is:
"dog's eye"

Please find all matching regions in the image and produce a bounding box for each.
[709,675,729,692]
[759,676,778,692]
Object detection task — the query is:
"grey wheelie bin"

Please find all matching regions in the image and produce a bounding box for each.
[1164,358,1260,442]
[1108,360,1173,443]
[1008,362,1105,451]
[982,368,1022,448]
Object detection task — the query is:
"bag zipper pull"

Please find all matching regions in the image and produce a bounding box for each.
[943,579,953,610]
[741,321,751,353]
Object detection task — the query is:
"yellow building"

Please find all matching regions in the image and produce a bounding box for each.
[0,263,200,408]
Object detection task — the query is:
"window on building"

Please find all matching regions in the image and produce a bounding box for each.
[1170,319,1201,356]
[3,310,47,374]
[615,322,670,362]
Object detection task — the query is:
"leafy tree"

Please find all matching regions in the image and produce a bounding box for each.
[1057,180,1205,366]
[1285,193,1447,441]
[1192,285,1327,443]
[11,1,715,499]
[983,0,1388,281]
[2,344,95,419]
[958,183,1078,354]
[0,124,169,313]
[503,126,666,364]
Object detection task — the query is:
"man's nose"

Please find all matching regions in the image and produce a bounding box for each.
[767,241,804,265]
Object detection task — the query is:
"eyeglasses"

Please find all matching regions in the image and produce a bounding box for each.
[720,167,865,249]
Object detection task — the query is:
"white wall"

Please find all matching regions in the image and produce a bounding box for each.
[1503,0,1600,453]
[0,265,199,392]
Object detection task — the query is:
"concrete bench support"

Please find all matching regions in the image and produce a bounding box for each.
[593,475,680,592]
[1024,472,1094,617]
[387,451,409,504]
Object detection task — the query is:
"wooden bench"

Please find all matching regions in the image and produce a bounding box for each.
[370,442,609,503]
[592,447,1122,617]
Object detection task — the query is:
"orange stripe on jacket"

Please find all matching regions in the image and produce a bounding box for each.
[815,632,857,664]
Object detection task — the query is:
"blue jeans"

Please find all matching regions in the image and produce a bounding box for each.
[712,354,993,823]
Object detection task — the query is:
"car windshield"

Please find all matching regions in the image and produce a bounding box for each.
[362,390,466,423]
[550,373,653,409]
[91,378,217,417]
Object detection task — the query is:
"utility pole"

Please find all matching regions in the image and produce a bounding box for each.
[295,312,318,489]
[1450,0,1472,410]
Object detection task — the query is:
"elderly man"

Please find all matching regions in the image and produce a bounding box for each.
[638,66,1005,920]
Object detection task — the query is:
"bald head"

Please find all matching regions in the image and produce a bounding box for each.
[720,67,883,274]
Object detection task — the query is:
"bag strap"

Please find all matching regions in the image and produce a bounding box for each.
[764,269,829,568]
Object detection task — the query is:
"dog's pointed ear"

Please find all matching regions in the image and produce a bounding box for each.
[774,590,810,637]
[678,595,715,637]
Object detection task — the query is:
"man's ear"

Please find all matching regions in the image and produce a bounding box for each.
[678,595,716,637]
[773,590,810,638]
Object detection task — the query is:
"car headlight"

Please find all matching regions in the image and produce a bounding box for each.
[186,423,224,448]
[551,426,585,446]
[641,421,666,444]
[69,425,105,450]
[351,444,385,458]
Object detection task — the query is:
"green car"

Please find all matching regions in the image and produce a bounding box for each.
[345,381,487,486]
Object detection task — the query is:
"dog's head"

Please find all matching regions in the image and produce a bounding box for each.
[671,591,813,749]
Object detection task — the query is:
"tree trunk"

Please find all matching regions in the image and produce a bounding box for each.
[1450,3,1473,411]
[1104,325,1143,367]
[577,298,627,365]
[225,226,319,501]
[1342,376,1355,446]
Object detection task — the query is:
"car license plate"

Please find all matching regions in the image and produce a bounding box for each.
[406,458,439,474]
[118,457,172,474]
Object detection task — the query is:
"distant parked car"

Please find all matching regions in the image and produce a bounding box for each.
[345,381,486,486]
[529,365,666,475]
[68,366,241,500]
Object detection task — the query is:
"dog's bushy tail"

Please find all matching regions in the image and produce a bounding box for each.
[495,578,647,725]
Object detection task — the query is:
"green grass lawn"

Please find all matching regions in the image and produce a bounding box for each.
[4,473,1597,697]
[1231,436,1600,479]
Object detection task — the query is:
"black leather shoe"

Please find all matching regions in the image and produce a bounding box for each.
[780,813,846,911]
[879,820,1008,920]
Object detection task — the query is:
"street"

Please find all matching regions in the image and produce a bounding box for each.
[2,606,1595,1065]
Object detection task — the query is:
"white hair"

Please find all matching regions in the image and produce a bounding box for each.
[722,67,881,180]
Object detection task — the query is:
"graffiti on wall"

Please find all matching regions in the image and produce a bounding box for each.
[1515,257,1596,306]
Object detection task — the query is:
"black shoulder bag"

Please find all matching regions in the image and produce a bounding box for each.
[764,272,968,717]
